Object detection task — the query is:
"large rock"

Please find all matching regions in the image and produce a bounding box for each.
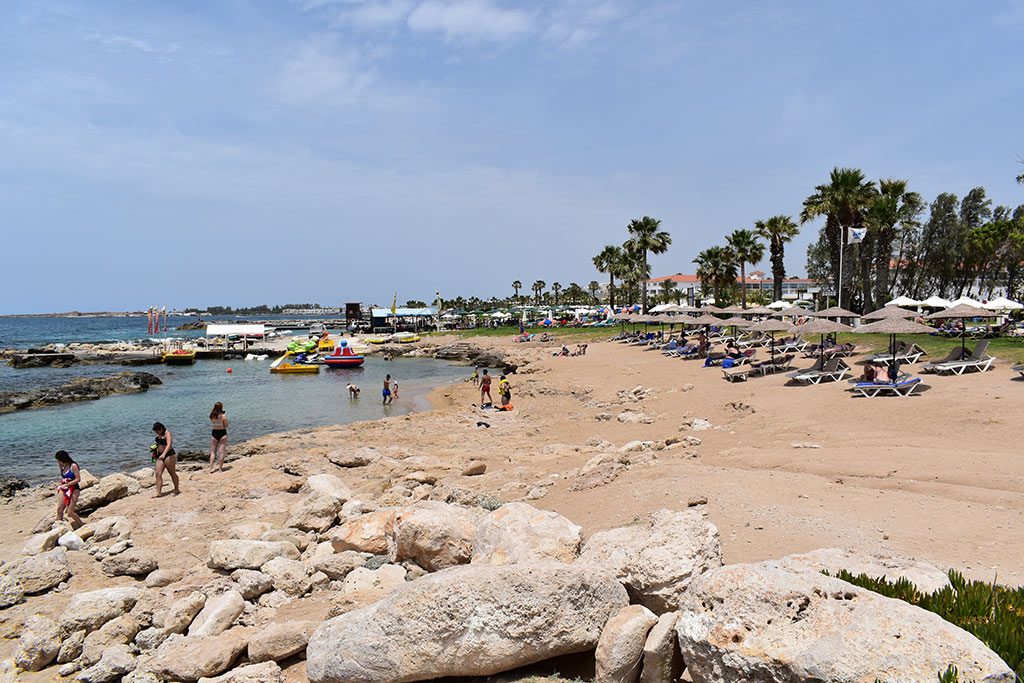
[311,550,367,580]
[328,508,395,555]
[207,540,299,571]
[151,630,250,681]
[391,501,479,571]
[328,447,378,468]
[83,516,133,542]
[776,547,952,594]
[230,569,273,600]
[198,661,283,683]
[1,546,71,593]
[286,493,343,533]
[77,643,136,683]
[577,508,722,612]
[101,548,159,576]
[165,591,207,634]
[471,502,583,565]
[80,615,140,667]
[77,473,140,511]
[60,587,142,636]
[188,590,245,638]
[341,565,406,594]
[14,614,61,671]
[0,574,24,608]
[594,605,659,683]
[261,557,311,596]
[248,620,317,663]
[639,612,683,683]
[21,527,61,555]
[299,473,353,501]
[227,522,273,540]
[675,562,1016,683]
[307,563,628,683]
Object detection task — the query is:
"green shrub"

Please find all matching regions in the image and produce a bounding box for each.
[827,569,1023,682]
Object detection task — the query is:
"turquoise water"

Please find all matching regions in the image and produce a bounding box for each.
[0,316,466,482]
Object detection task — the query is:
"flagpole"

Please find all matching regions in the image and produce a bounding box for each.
[837,228,845,310]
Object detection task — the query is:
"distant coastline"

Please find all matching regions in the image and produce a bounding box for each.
[0,311,150,318]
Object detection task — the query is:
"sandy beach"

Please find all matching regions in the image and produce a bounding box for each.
[1,332,1022,680]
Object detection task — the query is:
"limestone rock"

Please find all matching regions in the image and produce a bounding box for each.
[59,530,85,550]
[776,547,952,594]
[80,615,140,667]
[134,626,169,652]
[79,468,99,489]
[145,568,183,588]
[639,612,683,683]
[675,562,1016,683]
[1,545,71,593]
[328,508,395,555]
[471,502,583,565]
[151,630,250,681]
[230,569,273,600]
[259,529,309,551]
[188,590,245,638]
[391,501,479,571]
[165,590,206,634]
[248,620,317,663]
[198,661,283,683]
[594,604,659,683]
[207,540,299,571]
[577,508,723,612]
[311,550,368,580]
[341,565,406,595]
[261,557,311,596]
[101,548,159,576]
[57,629,87,664]
[84,516,133,542]
[77,473,139,511]
[286,491,343,533]
[77,644,136,683]
[306,563,628,683]
[462,462,486,476]
[0,574,23,608]
[227,522,273,540]
[325,588,389,618]
[327,447,377,468]
[299,474,352,502]
[14,614,61,672]
[60,587,142,637]
[21,527,61,555]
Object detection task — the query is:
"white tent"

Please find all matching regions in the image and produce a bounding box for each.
[886,296,920,307]
[919,296,951,308]
[767,300,793,310]
[206,324,265,337]
[948,296,984,308]
[649,303,670,312]
[983,296,1023,311]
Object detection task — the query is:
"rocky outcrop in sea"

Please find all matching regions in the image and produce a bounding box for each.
[0,371,162,413]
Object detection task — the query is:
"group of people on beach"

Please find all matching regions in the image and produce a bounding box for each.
[53,401,231,526]
[472,367,511,408]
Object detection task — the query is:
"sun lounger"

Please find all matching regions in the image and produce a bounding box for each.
[870,343,927,365]
[789,358,850,384]
[1013,364,1024,377]
[865,341,906,363]
[852,377,923,397]
[932,340,995,375]
[921,346,967,372]
[753,353,795,375]
[722,365,751,382]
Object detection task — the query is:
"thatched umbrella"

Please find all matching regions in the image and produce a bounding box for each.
[863,306,916,320]
[748,318,794,363]
[794,318,853,365]
[718,304,744,314]
[743,305,776,316]
[852,317,935,377]
[807,306,859,319]
[719,315,752,340]
[927,303,994,355]
[698,305,725,314]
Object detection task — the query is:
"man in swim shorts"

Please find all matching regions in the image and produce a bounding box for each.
[383,375,392,405]
[480,369,492,406]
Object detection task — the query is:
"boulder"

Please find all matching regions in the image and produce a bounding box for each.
[57,629,86,663]
[77,473,139,510]
[675,562,1016,683]
[391,501,479,571]
[77,644,136,683]
[261,557,311,596]
[188,590,245,638]
[145,568,183,588]
[328,508,395,555]
[639,612,683,683]
[311,550,368,580]
[341,565,406,594]
[101,548,159,577]
[227,521,273,540]
[151,630,250,681]
[259,529,309,551]
[164,591,206,634]
[1,546,71,593]
[207,540,299,571]
[230,569,273,600]
[59,530,86,551]
[60,587,142,637]
[594,605,659,683]
[776,547,952,594]
[306,563,628,683]
[198,661,283,683]
[462,462,486,476]
[328,447,378,468]
[84,516,133,542]
[0,574,24,608]
[14,614,61,671]
[134,626,170,652]
[248,620,318,663]
[299,474,352,502]
[21,527,61,555]
[80,615,140,667]
[286,492,343,533]
[577,508,722,612]
[471,502,583,566]
[79,468,100,489]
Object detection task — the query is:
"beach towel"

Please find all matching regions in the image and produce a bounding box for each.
[722,358,735,368]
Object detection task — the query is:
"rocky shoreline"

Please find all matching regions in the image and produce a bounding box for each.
[0,371,162,413]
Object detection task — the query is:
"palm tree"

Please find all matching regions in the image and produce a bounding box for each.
[866,179,923,305]
[725,229,764,309]
[754,216,800,302]
[511,280,522,300]
[587,281,600,302]
[552,282,562,305]
[593,245,624,309]
[801,168,877,309]
[531,280,545,306]
[693,246,737,304]
[660,278,678,304]
[624,216,671,312]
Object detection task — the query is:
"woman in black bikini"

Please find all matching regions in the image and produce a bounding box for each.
[152,422,180,497]
[209,401,228,473]
[55,450,83,527]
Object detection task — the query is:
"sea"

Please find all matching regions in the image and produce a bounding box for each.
[0,315,467,483]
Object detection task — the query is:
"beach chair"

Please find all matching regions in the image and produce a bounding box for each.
[787,356,823,379]
[1013,364,1024,377]
[722,365,751,382]
[753,353,795,375]
[790,358,850,384]
[869,343,927,365]
[932,340,995,375]
[921,346,967,373]
[865,341,906,363]
[823,343,857,358]
[852,377,923,397]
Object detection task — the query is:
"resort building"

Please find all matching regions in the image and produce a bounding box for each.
[645,272,818,303]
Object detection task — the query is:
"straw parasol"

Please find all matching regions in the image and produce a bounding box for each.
[697,305,725,314]
[852,317,935,376]
[718,304,744,314]
[743,305,776,316]
[863,306,916,320]
[927,303,994,355]
[719,316,752,339]
[748,318,794,363]
[807,306,859,319]
[794,318,853,365]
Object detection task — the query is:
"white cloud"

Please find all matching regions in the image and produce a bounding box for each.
[346,0,416,28]
[272,38,377,106]
[406,0,532,42]
[84,31,181,55]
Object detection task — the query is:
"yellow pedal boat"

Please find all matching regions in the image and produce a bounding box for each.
[270,351,319,374]
[162,349,196,365]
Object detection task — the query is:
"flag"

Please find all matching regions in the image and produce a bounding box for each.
[161,306,167,333]
[391,292,397,316]
[847,227,867,244]
[147,307,153,335]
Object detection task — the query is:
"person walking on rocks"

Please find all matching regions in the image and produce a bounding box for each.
[480,369,493,406]
[209,401,228,473]
[152,422,180,497]
[55,450,82,528]
[383,374,393,405]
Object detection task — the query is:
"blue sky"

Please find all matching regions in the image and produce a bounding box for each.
[1,0,1022,314]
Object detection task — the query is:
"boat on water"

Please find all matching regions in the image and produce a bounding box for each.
[270,352,319,374]
[365,335,390,344]
[162,349,196,365]
[324,340,365,368]
[287,338,319,353]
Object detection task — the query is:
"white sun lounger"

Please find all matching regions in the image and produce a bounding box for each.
[790,358,850,384]
[853,377,922,397]
[932,341,995,375]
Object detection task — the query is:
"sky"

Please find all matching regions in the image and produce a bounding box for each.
[1,0,1022,314]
